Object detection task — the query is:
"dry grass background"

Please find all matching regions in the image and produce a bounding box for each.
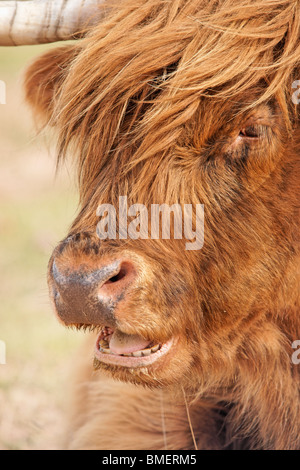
[0,45,86,450]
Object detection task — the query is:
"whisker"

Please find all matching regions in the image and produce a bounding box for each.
[160,389,168,451]
[68,323,102,333]
[182,386,198,451]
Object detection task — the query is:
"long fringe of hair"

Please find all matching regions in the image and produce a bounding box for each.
[49,0,300,205]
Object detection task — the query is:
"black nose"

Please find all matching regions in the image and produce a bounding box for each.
[50,258,137,326]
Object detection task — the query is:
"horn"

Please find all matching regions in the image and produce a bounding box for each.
[0,0,102,46]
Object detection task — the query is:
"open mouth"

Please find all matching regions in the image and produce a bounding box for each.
[94,327,173,368]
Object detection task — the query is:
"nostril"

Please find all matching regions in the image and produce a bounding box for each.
[51,257,136,305]
[49,256,137,326]
[99,261,136,296]
[105,265,128,284]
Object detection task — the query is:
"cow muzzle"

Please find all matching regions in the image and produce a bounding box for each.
[48,232,177,372]
[50,252,136,328]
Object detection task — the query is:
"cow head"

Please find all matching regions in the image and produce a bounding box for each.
[4,0,300,392]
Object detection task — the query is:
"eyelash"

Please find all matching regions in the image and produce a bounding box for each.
[239,125,265,139]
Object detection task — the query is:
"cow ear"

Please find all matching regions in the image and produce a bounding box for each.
[24,45,78,126]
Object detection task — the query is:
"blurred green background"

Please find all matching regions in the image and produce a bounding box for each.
[0,44,86,449]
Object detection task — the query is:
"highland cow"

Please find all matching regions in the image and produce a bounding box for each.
[1,0,300,450]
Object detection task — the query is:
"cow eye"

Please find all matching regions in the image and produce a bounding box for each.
[239,125,262,139]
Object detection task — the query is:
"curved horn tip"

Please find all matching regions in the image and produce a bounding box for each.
[0,0,103,46]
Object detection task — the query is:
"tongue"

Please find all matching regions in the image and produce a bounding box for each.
[108,329,151,355]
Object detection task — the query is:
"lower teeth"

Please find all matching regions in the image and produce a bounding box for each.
[99,343,161,357]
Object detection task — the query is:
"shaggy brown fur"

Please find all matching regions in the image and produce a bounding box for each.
[25,0,300,449]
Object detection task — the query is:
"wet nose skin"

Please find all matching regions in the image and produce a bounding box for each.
[51,259,136,327]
